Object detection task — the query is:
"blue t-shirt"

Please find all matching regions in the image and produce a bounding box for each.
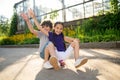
[48,32,66,51]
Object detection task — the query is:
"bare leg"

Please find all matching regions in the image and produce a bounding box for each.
[44,47,50,62]
[70,39,80,60]
[44,43,56,62]
[46,43,57,56]
[71,40,88,68]
[44,42,60,70]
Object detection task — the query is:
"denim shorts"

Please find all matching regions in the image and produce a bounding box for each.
[40,42,50,59]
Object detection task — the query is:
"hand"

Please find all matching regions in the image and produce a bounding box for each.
[28,8,35,18]
[74,38,80,43]
[20,13,29,22]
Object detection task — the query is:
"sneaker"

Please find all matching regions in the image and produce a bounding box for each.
[74,57,88,68]
[49,56,60,70]
[43,61,53,69]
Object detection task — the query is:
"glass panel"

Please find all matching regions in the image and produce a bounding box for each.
[65,0,83,7]
[103,0,110,3]
[27,0,34,9]
[66,5,84,21]
[103,1,110,11]
[84,2,93,18]
[54,10,63,22]
[41,10,62,22]
[17,3,23,14]
[118,0,120,2]
[35,0,62,15]
[93,0,103,15]
[23,0,29,13]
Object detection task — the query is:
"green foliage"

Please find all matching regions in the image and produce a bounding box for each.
[44,10,59,20]
[97,10,104,16]
[69,10,120,43]
[19,38,39,44]
[50,10,59,20]
[9,12,18,36]
[43,15,47,19]
[0,20,10,36]
[0,33,38,45]
[110,0,119,13]
[0,38,15,45]
[103,34,117,42]
[81,18,97,36]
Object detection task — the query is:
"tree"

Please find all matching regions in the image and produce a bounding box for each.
[0,16,9,36]
[9,12,18,36]
[110,0,119,13]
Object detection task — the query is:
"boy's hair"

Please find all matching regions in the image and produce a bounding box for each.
[41,20,53,29]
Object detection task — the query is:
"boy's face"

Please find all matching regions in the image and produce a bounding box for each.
[43,26,51,32]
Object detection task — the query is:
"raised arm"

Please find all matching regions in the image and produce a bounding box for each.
[28,9,49,36]
[20,13,38,36]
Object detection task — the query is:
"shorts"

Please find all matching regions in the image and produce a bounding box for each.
[40,42,50,59]
[55,45,74,60]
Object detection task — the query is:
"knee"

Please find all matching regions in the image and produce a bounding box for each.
[71,42,75,48]
[48,42,54,46]
[47,42,54,47]
[73,39,79,45]
[71,39,79,47]
[46,42,55,50]
[73,38,80,44]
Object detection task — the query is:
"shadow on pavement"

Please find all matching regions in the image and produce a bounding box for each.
[35,67,100,80]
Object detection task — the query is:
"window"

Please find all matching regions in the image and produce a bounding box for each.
[84,2,93,18]
[66,5,84,21]
[65,0,83,7]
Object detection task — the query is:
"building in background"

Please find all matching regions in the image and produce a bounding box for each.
[14,0,118,32]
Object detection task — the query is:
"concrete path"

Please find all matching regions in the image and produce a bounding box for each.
[0,48,120,80]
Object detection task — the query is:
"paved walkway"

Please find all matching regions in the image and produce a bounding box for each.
[0,48,120,80]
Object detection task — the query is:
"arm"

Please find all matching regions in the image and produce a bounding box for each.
[20,13,38,36]
[28,9,49,36]
[64,36,80,43]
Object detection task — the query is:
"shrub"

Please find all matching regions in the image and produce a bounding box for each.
[0,38,15,45]
[0,33,36,45]
[103,35,117,42]
[19,38,39,44]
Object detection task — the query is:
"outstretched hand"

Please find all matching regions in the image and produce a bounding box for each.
[28,8,35,18]
[20,13,29,22]
[74,38,80,43]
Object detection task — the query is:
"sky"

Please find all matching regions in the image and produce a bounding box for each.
[0,0,62,20]
[0,0,21,19]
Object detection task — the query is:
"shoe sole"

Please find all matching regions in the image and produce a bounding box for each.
[49,57,60,70]
[75,58,88,68]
